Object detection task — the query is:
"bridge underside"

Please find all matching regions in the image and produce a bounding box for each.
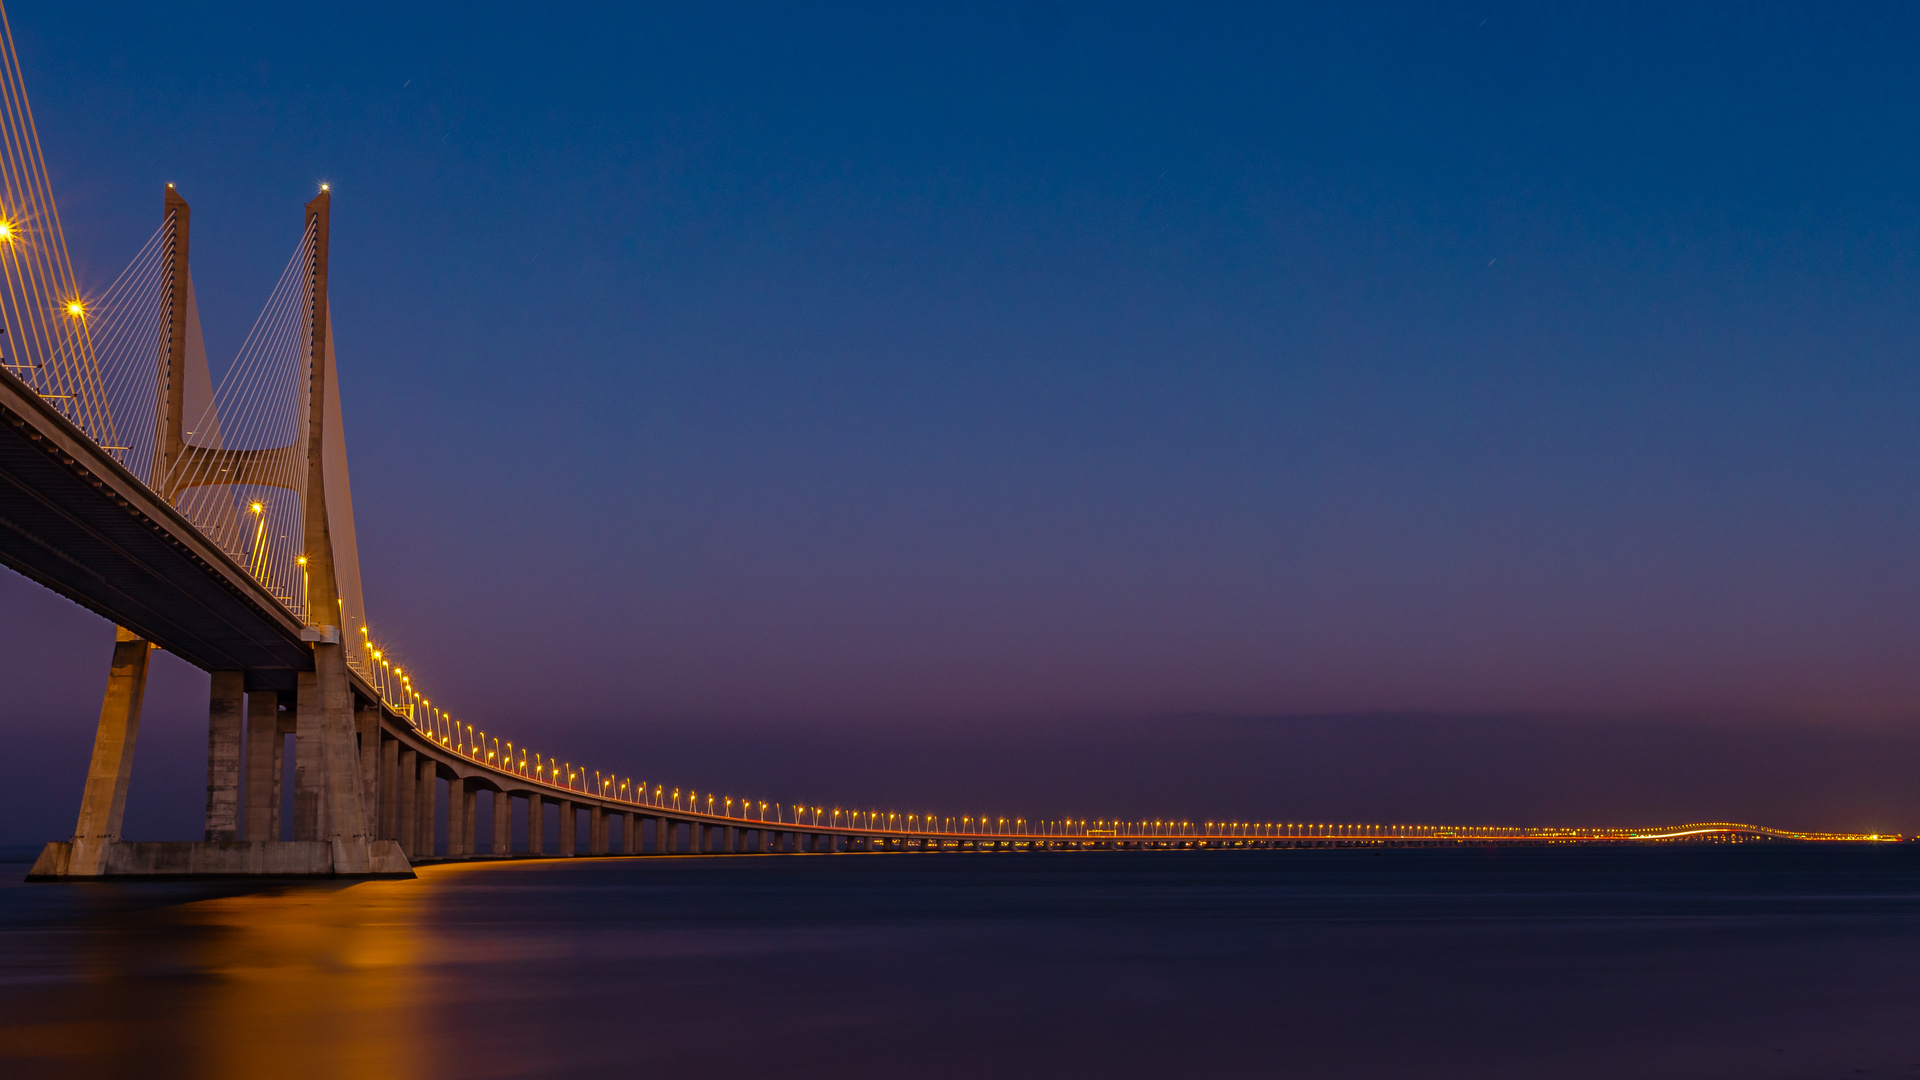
[0,370,312,690]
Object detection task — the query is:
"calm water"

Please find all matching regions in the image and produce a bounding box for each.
[1,845,1917,1079]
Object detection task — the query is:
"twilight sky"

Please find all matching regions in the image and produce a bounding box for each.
[5,1,1920,838]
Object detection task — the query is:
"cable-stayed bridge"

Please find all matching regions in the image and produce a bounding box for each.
[0,15,1894,880]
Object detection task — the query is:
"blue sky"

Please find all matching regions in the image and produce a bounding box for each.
[5,2,1920,837]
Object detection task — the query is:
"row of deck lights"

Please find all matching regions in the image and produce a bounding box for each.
[342,640,1885,841]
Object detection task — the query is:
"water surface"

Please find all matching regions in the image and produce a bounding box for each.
[1,845,1917,1078]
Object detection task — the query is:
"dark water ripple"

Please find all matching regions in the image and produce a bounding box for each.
[1,845,1917,1079]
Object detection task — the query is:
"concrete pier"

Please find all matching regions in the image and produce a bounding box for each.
[203,671,243,841]
[416,757,436,856]
[68,628,153,877]
[395,747,417,857]
[243,689,279,841]
[380,738,400,842]
[589,806,607,855]
[450,777,474,857]
[30,839,413,880]
[356,703,380,838]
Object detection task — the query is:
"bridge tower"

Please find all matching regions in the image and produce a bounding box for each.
[41,186,395,878]
[152,185,192,496]
[289,186,376,874]
[64,185,202,876]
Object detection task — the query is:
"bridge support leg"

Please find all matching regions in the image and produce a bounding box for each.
[380,738,399,841]
[559,800,576,855]
[67,629,152,876]
[493,790,511,855]
[243,690,279,841]
[395,748,417,857]
[356,703,380,837]
[461,780,478,855]
[589,806,607,856]
[447,777,470,857]
[203,671,243,841]
[315,645,373,873]
[416,758,436,857]
[286,653,378,871]
[621,812,637,854]
[526,793,544,854]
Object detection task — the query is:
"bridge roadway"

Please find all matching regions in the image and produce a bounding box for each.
[2,365,1894,870]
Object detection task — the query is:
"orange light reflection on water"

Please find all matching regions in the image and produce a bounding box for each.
[1,875,441,1078]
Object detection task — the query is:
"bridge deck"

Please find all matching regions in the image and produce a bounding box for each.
[0,368,312,689]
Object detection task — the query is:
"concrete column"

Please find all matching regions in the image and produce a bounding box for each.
[314,643,372,873]
[395,748,417,857]
[416,758,436,857]
[725,825,738,853]
[356,703,380,834]
[462,781,478,856]
[526,793,544,855]
[492,790,511,855]
[70,628,152,876]
[588,806,607,855]
[653,818,673,854]
[444,776,464,857]
[274,711,292,837]
[621,812,637,854]
[292,671,323,841]
[243,690,279,841]
[450,777,474,857]
[558,800,577,855]
[203,671,243,841]
[379,738,399,840]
